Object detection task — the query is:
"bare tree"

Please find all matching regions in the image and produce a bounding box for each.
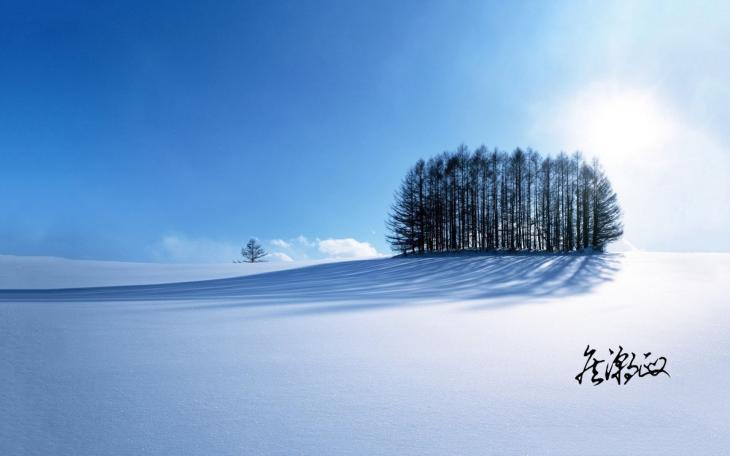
[238,238,268,263]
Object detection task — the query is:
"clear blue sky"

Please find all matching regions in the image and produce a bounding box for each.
[2,1,728,261]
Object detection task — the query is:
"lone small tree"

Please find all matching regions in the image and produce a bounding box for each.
[240,238,268,263]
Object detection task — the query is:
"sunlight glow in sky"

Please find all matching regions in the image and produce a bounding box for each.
[567,87,670,168]
[538,81,729,251]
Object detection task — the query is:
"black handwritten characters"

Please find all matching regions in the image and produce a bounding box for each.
[575,345,670,385]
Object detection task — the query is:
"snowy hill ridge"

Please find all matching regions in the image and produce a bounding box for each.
[0,254,334,290]
[0,254,620,309]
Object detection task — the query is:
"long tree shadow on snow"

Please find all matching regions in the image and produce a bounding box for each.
[0,253,622,314]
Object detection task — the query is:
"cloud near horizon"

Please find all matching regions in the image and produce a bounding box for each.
[317,238,383,259]
[270,239,291,249]
[267,235,384,260]
[153,234,240,263]
[153,233,383,263]
[153,234,295,264]
[268,251,294,262]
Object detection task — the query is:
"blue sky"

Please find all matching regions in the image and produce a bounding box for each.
[1,1,728,261]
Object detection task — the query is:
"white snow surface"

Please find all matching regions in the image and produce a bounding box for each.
[1,251,729,455]
[0,254,332,289]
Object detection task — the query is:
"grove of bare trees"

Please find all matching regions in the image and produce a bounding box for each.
[386,145,623,255]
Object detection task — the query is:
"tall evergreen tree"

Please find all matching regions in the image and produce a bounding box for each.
[589,159,624,251]
[386,170,419,254]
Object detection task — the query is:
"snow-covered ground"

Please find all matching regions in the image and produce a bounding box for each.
[1,252,728,455]
[0,254,332,289]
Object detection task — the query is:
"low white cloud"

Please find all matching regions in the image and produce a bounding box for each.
[317,238,383,259]
[268,252,294,262]
[153,234,240,263]
[153,234,384,263]
[270,239,291,249]
[295,235,317,247]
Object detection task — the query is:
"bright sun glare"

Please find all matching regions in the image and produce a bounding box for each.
[566,86,673,169]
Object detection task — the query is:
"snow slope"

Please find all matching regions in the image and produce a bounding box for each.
[0,254,332,289]
[1,252,728,455]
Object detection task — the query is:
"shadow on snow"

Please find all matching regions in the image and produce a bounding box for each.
[0,253,622,315]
